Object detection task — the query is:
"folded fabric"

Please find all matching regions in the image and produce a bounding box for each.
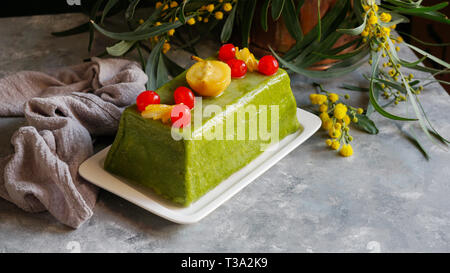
[0,57,147,228]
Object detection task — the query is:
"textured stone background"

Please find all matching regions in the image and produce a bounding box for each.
[0,14,449,253]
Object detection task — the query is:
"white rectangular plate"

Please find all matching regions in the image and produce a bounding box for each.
[79,108,321,224]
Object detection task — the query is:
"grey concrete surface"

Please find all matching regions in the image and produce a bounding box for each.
[0,13,449,253]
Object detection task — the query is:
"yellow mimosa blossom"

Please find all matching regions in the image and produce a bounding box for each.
[326,139,332,147]
[223,3,232,12]
[203,18,209,23]
[155,21,162,26]
[206,4,215,12]
[329,128,342,139]
[163,42,171,53]
[322,119,333,130]
[170,1,178,8]
[215,11,224,20]
[343,115,351,125]
[138,19,144,24]
[339,144,353,157]
[319,104,328,113]
[320,112,330,121]
[331,141,340,150]
[328,93,339,103]
[357,108,364,114]
[334,103,347,119]
[187,17,196,25]
[379,12,392,22]
[155,2,163,8]
[369,15,378,25]
[168,29,175,36]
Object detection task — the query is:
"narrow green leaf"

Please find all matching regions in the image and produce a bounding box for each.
[163,54,185,77]
[406,43,450,69]
[101,0,119,24]
[368,52,417,121]
[156,53,170,88]
[145,40,164,90]
[240,0,257,47]
[337,13,367,35]
[261,0,271,31]
[52,22,90,37]
[90,19,184,41]
[271,0,285,20]
[354,114,379,134]
[221,4,237,42]
[282,0,303,41]
[341,84,369,92]
[106,40,136,56]
[125,0,141,21]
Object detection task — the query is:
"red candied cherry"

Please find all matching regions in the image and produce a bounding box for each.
[218,43,236,62]
[258,55,279,76]
[173,86,195,109]
[136,90,160,112]
[171,104,191,128]
[226,59,247,78]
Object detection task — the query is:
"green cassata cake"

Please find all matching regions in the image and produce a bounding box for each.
[104,54,301,206]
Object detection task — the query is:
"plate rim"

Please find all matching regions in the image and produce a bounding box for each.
[79,108,321,224]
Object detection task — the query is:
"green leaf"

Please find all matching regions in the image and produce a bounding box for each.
[406,43,450,69]
[341,84,369,92]
[397,31,450,47]
[261,0,271,31]
[145,39,164,90]
[106,40,136,56]
[125,0,141,21]
[52,22,90,37]
[282,0,303,41]
[270,46,368,78]
[337,13,367,35]
[240,0,257,47]
[162,54,185,77]
[271,0,285,20]
[354,114,379,134]
[283,0,349,61]
[221,4,237,42]
[157,53,170,88]
[403,128,430,160]
[101,0,119,24]
[368,52,417,121]
[90,19,184,41]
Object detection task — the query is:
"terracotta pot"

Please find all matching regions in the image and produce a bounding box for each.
[250,0,356,70]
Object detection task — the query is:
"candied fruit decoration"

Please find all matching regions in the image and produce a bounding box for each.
[186,56,231,97]
[141,104,175,123]
[235,47,258,72]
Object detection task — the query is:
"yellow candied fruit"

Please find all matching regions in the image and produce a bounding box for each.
[141,104,175,123]
[186,57,231,97]
[235,47,259,72]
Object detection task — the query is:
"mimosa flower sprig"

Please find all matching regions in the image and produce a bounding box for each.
[311,83,377,157]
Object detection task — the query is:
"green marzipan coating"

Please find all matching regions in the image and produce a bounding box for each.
[104,68,300,206]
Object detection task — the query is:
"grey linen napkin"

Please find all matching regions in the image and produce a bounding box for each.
[0,57,148,228]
